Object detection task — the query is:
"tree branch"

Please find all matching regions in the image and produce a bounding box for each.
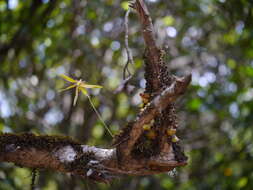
[131,0,162,90]
[0,0,191,183]
[0,73,190,181]
[130,0,158,54]
[115,75,191,157]
[0,133,116,183]
[0,76,190,180]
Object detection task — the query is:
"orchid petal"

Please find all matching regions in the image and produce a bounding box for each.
[59,74,77,83]
[80,87,88,96]
[81,84,103,89]
[73,86,79,106]
[59,84,76,92]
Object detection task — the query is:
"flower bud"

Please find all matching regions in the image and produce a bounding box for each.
[167,128,176,136]
[172,135,179,142]
[143,124,151,131]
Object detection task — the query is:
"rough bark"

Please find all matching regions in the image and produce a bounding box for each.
[0,0,191,183]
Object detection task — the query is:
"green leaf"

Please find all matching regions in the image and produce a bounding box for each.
[227,59,236,69]
[92,124,104,138]
[237,177,248,188]
[121,1,129,10]
[245,66,253,77]
[0,123,3,132]
[187,98,202,111]
[162,16,175,26]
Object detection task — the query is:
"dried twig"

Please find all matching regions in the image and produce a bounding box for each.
[123,8,134,79]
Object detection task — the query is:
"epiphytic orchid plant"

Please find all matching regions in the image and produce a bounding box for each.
[59,74,113,137]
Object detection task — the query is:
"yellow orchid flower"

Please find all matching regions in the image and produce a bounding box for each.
[59,74,113,137]
[59,74,102,106]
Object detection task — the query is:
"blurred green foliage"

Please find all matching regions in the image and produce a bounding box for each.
[0,0,253,189]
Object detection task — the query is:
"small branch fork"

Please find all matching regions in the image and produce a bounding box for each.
[0,0,191,183]
[117,75,191,157]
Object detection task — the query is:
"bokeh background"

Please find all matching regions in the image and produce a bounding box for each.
[0,0,253,189]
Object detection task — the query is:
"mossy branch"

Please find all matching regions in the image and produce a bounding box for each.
[115,75,191,157]
[0,75,190,181]
[0,0,191,183]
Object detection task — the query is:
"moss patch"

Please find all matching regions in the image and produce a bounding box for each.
[0,133,83,153]
[131,133,160,159]
[112,122,134,147]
